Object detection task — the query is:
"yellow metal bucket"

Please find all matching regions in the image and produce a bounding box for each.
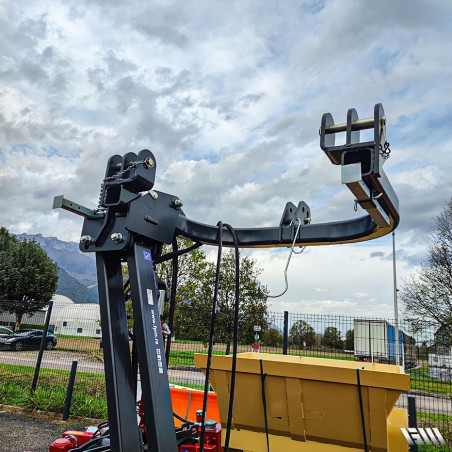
[195,352,409,451]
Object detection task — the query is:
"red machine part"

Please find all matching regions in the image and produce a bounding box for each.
[50,401,222,451]
[49,427,97,452]
[49,438,75,452]
[177,422,222,451]
[138,400,222,452]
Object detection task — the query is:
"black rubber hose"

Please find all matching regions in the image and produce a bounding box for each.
[173,410,192,424]
[356,368,369,452]
[153,241,203,264]
[200,221,223,452]
[165,237,179,365]
[223,223,240,452]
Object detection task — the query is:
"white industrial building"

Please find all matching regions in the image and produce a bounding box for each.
[50,295,102,338]
[0,294,102,338]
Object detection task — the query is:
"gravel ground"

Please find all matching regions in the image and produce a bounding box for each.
[0,409,92,452]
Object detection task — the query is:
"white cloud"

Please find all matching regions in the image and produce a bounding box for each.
[1,0,451,318]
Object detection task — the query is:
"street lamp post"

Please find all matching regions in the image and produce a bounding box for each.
[392,231,404,369]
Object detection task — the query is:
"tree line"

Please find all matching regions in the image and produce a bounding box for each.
[0,227,59,330]
[1,194,450,347]
[400,197,452,347]
[155,240,269,354]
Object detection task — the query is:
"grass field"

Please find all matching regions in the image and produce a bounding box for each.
[407,365,452,395]
[417,412,452,450]
[1,335,451,446]
[0,363,107,419]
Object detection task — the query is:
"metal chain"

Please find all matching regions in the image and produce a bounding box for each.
[379,141,391,160]
[379,120,391,160]
[99,157,154,208]
[103,157,153,183]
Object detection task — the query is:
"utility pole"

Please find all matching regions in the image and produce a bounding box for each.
[392,231,404,369]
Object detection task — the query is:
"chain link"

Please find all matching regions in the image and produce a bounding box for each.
[379,141,391,160]
[98,157,154,208]
[103,158,153,183]
[378,120,391,160]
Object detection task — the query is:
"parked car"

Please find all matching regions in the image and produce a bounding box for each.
[0,326,14,336]
[0,329,58,351]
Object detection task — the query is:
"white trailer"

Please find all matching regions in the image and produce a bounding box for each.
[354,319,404,366]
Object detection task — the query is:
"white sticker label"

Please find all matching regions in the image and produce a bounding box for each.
[147,289,154,305]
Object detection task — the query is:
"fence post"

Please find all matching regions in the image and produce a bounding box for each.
[31,300,54,393]
[407,394,418,452]
[63,360,78,421]
[283,311,289,355]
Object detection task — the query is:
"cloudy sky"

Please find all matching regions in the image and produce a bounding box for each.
[1,0,451,319]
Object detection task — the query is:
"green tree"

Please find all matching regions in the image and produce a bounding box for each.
[155,239,216,341]
[400,198,452,343]
[289,320,316,347]
[344,329,354,350]
[261,328,283,347]
[0,228,59,330]
[156,243,269,352]
[321,326,343,349]
[175,250,269,353]
[213,250,268,353]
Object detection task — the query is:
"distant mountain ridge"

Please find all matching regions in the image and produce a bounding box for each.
[15,233,98,304]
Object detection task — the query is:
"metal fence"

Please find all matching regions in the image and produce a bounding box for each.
[0,301,451,448]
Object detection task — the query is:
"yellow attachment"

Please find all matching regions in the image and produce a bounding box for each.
[194,352,409,451]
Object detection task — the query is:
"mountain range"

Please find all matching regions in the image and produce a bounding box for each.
[15,233,99,304]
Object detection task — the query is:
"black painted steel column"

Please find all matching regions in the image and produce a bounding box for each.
[96,252,143,451]
[127,242,177,452]
[283,311,289,355]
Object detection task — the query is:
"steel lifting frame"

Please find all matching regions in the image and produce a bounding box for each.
[53,104,399,452]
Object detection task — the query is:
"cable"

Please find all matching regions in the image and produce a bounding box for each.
[356,368,369,452]
[165,237,179,365]
[200,221,223,452]
[268,218,305,298]
[173,410,192,424]
[223,223,240,452]
[153,241,203,264]
[260,359,270,452]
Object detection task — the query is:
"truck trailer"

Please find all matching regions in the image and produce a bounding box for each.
[354,319,416,369]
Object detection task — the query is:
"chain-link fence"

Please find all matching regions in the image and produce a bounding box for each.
[1,301,451,447]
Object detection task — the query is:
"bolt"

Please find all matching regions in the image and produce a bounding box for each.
[80,235,92,245]
[111,232,123,243]
[149,190,158,200]
[143,157,155,169]
[172,197,183,209]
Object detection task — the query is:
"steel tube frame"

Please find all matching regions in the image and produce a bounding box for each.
[127,242,177,451]
[96,252,143,451]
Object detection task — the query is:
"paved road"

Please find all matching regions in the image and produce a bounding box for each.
[0,349,104,374]
[397,392,452,415]
[1,350,451,415]
[0,349,206,386]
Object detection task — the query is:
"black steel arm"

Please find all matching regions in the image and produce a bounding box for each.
[175,206,397,248]
[54,104,398,252]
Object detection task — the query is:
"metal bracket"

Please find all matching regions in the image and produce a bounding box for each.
[279,201,311,242]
